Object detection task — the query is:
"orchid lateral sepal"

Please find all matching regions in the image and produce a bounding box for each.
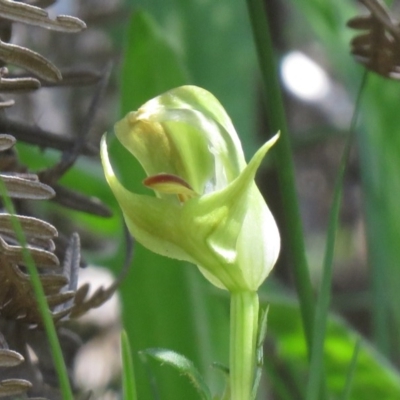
[100,132,279,292]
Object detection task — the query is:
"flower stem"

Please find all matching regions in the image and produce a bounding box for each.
[230,291,259,400]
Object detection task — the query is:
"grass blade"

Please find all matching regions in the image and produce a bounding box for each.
[305,72,368,400]
[340,339,361,400]
[121,330,138,400]
[245,0,315,355]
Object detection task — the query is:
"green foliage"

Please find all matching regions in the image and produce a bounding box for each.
[340,339,361,400]
[267,296,400,400]
[289,0,400,367]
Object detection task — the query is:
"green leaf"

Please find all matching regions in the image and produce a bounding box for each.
[140,348,212,400]
[120,10,188,115]
[121,330,138,400]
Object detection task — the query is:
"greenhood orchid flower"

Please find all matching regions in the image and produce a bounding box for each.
[101,85,280,292]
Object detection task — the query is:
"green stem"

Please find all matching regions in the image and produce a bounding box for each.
[230,291,259,400]
[246,0,315,354]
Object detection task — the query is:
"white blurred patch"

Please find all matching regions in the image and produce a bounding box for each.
[281,51,330,102]
[73,266,122,394]
[76,266,121,328]
[281,50,353,127]
[73,329,121,392]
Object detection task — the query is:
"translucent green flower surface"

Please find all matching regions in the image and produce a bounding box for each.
[101,85,280,292]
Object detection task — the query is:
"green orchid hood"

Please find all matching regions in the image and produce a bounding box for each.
[101,85,280,292]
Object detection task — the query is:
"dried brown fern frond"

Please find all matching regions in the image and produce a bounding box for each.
[0,0,85,85]
[0,133,120,326]
[0,72,111,218]
[51,229,131,322]
[0,0,85,32]
[0,67,40,93]
[0,347,32,398]
[348,0,400,78]
[0,133,122,399]
[0,134,67,324]
[0,1,126,398]
[0,2,111,217]
[0,133,60,399]
[0,0,121,315]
